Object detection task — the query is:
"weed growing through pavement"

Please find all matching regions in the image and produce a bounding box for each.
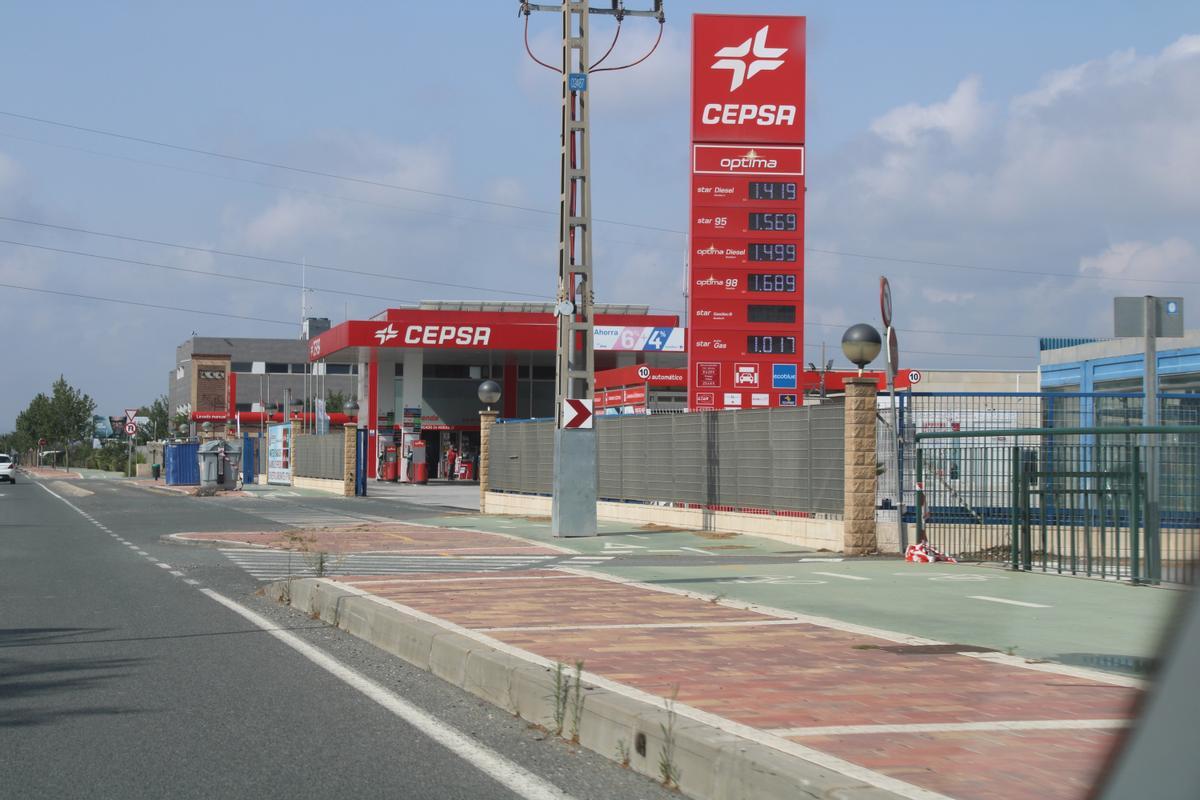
[615,739,630,767]
[569,660,585,743]
[551,662,569,737]
[658,686,681,788]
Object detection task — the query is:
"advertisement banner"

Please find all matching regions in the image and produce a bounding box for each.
[267,423,293,485]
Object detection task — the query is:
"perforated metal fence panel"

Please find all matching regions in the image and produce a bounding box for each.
[489,406,844,514]
[293,433,345,480]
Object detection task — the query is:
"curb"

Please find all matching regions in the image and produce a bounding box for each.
[162,532,274,549]
[267,577,917,800]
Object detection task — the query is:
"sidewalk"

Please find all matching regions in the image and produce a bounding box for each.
[207,520,1149,800]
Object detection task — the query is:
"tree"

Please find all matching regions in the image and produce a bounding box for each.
[137,395,170,442]
[324,390,347,414]
[48,376,96,447]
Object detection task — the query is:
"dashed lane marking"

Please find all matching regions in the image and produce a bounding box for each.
[969,595,1051,609]
[812,571,870,581]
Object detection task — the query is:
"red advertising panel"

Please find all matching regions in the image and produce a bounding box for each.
[691,15,806,145]
[689,14,805,410]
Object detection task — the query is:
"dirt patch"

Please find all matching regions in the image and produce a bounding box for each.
[49,481,93,498]
[689,529,739,540]
[636,523,688,533]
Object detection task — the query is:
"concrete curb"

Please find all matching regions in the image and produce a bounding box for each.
[162,532,274,549]
[266,577,916,800]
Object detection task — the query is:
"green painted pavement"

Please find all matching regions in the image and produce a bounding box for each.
[412,512,810,556]
[599,559,1179,675]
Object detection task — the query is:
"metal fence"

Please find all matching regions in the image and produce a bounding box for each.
[915,426,1200,585]
[293,433,345,480]
[489,405,845,515]
[879,392,1200,520]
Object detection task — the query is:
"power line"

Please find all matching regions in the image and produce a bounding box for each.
[0,129,674,251]
[0,281,294,326]
[0,238,424,308]
[0,109,678,234]
[0,214,549,299]
[6,112,1186,287]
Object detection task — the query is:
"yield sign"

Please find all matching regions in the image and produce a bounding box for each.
[124,408,139,425]
[561,398,594,429]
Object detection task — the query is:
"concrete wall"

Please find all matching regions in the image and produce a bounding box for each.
[484,491,848,551]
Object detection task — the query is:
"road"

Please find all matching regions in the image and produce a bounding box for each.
[1,477,678,800]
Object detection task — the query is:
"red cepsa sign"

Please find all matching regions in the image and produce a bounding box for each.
[691,15,806,145]
[688,14,806,411]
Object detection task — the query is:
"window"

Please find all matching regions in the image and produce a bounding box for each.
[231,362,254,373]
[235,402,253,412]
[290,363,308,373]
[265,363,289,374]
[327,364,354,375]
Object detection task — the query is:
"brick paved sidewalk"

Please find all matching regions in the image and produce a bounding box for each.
[326,566,1140,800]
[21,466,82,479]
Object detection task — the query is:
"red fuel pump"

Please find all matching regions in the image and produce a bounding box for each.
[410,440,428,485]
[381,445,398,482]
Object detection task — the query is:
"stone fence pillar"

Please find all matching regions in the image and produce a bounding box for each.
[342,424,357,497]
[479,410,499,513]
[843,378,879,555]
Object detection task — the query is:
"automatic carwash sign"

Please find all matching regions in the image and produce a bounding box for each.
[688,14,806,410]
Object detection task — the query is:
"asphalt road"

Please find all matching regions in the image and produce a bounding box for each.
[1,477,678,800]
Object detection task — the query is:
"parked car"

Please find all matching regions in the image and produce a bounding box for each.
[0,454,14,483]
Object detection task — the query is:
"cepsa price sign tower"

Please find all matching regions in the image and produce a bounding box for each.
[688,15,806,410]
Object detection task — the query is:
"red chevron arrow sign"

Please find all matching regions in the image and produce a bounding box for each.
[561,398,594,430]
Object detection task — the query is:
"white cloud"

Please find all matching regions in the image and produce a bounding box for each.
[870,76,986,148]
[1079,238,1197,289]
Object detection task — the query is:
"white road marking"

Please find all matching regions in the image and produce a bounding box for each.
[969,595,1051,609]
[347,574,579,586]
[183,579,201,586]
[200,588,579,800]
[136,550,149,556]
[156,563,172,569]
[812,571,870,581]
[797,557,844,563]
[770,719,1132,738]
[170,570,185,577]
[679,546,711,555]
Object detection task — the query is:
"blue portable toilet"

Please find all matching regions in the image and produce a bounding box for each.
[164,442,200,485]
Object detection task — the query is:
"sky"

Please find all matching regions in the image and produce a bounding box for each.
[1,1,1199,428]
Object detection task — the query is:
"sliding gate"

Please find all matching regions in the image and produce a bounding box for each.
[915,426,1200,585]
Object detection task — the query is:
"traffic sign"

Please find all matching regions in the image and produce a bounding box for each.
[637,365,651,380]
[885,326,899,379]
[908,369,923,385]
[561,398,594,429]
[880,276,892,328]
[124,408,139,425]
[124,421,138,436]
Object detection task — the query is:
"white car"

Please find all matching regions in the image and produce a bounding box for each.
[0,454,14,483]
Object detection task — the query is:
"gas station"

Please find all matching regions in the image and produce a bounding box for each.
[304,301,684,479]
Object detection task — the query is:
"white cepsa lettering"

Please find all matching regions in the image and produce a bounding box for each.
[701,104,797,127]
[404,326,492,346]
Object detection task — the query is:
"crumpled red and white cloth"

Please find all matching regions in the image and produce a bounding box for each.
[905,542,958,564]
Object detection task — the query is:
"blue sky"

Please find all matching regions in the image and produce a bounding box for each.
[1,1,1199,427]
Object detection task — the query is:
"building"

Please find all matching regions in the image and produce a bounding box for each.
[168,318,359,431]
[1040,331,1200,394]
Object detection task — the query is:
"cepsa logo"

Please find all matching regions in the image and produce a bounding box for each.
[693,16,805,145]
[404,325,492,346]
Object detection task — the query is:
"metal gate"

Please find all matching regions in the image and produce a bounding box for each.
[915,426,1200,585]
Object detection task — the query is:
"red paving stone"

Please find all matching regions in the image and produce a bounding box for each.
[338,569,1140,800]
[798,729,1126,800]
[176,526,559,555]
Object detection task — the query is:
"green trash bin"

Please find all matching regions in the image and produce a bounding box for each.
[151,464,161,481]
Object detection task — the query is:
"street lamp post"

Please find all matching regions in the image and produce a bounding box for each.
[841,324,882,375]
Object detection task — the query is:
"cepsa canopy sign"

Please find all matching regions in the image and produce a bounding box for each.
[692,15,806,144]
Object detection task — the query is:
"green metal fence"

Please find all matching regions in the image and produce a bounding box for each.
[915,426,1200,585]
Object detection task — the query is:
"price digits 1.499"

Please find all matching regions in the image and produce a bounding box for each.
[748,243,797,262]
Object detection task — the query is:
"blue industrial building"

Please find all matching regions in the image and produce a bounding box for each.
[1041,332,1200,395]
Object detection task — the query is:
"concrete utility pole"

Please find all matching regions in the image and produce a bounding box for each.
[520,1,664,537]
